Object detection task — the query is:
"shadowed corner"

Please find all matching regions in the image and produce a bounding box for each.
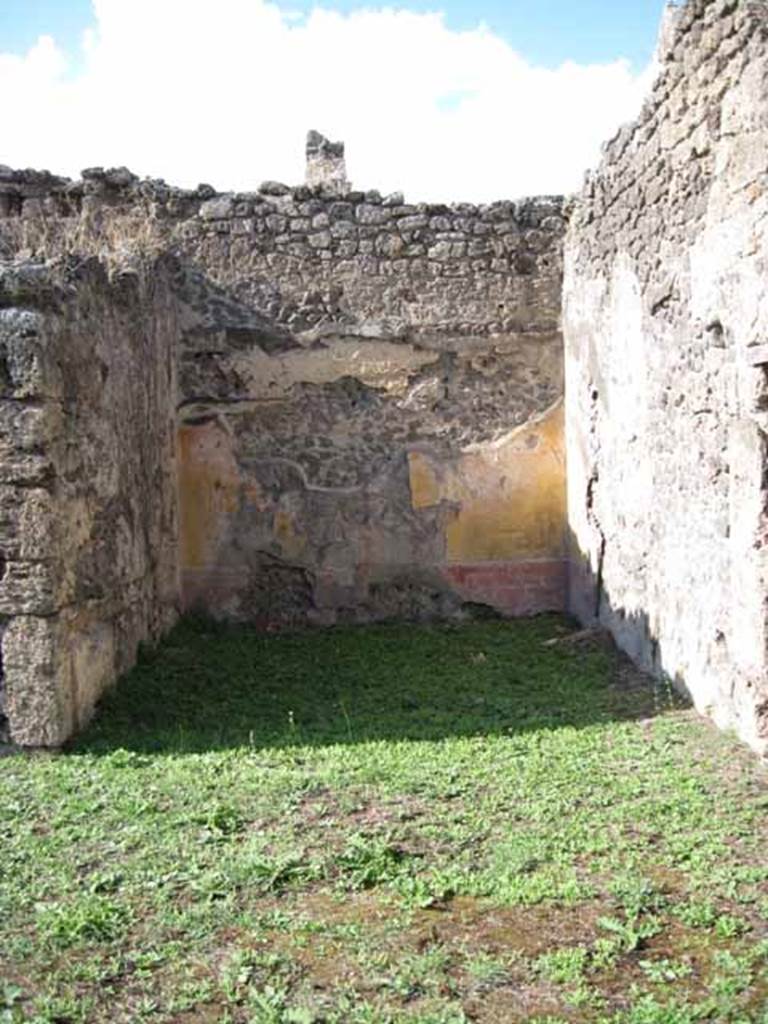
[66,600,687,757]
[566,523,675,697]
[566,481,768,762]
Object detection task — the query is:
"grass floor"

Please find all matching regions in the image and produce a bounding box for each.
[1,615,768,1023]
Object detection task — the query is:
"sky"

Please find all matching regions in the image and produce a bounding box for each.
[0,0,666,202]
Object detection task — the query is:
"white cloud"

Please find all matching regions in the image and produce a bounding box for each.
[0,0,655,202]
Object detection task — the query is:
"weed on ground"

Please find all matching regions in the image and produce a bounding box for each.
[1,615,767,1022]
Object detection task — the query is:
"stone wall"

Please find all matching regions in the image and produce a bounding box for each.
[564,0,768,755]
[0,256,179,746]
[171,189,566,625]
[0,165,567,626]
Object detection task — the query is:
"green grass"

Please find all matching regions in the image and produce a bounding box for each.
[1,614,767,1023]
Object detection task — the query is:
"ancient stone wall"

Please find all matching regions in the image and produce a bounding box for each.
[0,164,567,626]
[171,189,566,625]
[0,257,179,746]
[564,0,768,755]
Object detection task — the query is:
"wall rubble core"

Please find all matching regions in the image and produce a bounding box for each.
[564,0,768,756]
[3,0,768,757]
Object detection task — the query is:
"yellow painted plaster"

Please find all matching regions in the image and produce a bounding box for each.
[408,404,566,562]
[179,419,308,573]
[273,506,308,560]
[178,420,242,569]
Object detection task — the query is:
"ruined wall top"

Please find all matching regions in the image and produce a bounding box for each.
[0,159,561,230]
[0,147,565,354]
[571,0,768,280]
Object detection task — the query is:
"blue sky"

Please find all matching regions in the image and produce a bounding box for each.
[0,0,662,200]
[2,0,664,70]
[284,0,666,68]
[1,1,92,59]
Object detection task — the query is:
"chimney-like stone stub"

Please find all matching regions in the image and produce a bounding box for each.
[305,129,349,193]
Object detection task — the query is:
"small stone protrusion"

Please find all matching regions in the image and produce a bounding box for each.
[305,130,350,195]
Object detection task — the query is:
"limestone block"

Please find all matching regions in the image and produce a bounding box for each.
[2,617,74,747]
[198,196,234,221]
[0,486,58,560]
